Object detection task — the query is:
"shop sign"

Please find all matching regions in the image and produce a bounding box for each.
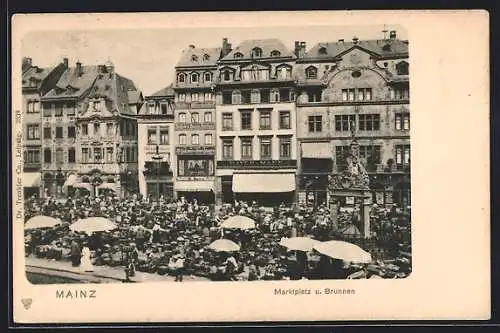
[177,176,214,181]
[216,159,297,169]
[174,122,216,131]
[176,146,215,155]
[345,196,355,205]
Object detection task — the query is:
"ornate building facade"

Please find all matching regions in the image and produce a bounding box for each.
[172,44,220,204]
[214,38,298,206]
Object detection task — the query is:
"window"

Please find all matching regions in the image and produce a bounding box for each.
[335,146,350,168]
[270,50,281,57]
[319,47,328,55]
[66,102,75,116]
[43,127,51,139]
[222,139,233,160]
[222,113,233,130]
[81,148,89,163]
[335,115,356,132]
[105,123,112,136]
[260,137,272,159]
[191,55,198,62]
[204,134,213,145]
[160,103,168,115]
[68,126,76,138]
[357,88,372,101]
[106,147,114,163]
[279,111,291,129]
[240,90,251,104]
[278,67,291,80]
[259,111,271,130]
[279,136,292,159]
[204,92,213,102]
[240,111,252,130]
[93,148,102,162]
[393,87,410,100]
[234,52,244,59]
[27,101,40,113]
[27,124,40,140]
[147,128,157,144]
[191,73,199,83]
[179,134,187,145]
[179,113,186,123]
[178,93,186,102]
[44,148,51,163]
[279,88,290,102]
[358,114,380,131]
[55,149,64,164]
[308,90,322,102]
[261,89,270,103]
[240,138,253,159]
[252,47,262,58]
[306,66,318,79]
[395,113,410,130]
[43,106,51,117]
[308,115,323,132]
[204,112,212,122]
[341,89,356,101]
[223,70,231,81]
[395,145,411,167]
[68,148,76,163]
[81,124,88,136]
[396,61,409,75]
[191,134,199,145]
[25,149,40,164]
[55,126,63,139]
[191,112,199,123]
[359,145,381,164]
[204,72,212,82]
[222,91,232,104]
[93,123,100,136]
[55,104,63,117]
[159,128,169,145]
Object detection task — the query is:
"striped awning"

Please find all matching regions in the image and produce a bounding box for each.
[232,173,296,193]
[175,180,214,192]
[23,172,41,187]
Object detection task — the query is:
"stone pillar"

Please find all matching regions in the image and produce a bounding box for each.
[361,191,372,238]
[329,200,338,231]
[214,176,223,206]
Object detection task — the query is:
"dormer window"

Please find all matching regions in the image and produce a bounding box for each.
[270,50,281,57]
[306,66,318,79]
[191,73,199,83]
[318,47,328,55]
[382,44,392,52]
[234,52,244,59]
[203,54,210,61]
[252,47,262,58]
[191,55,198,62]
[223,70,231,81]
[178,73,186,83]
[204,72,212,82]
[396,61,409,75]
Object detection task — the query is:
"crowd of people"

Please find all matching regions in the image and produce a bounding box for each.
[24,192,412,282]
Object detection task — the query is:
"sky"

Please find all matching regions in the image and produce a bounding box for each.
[21,24,407,96]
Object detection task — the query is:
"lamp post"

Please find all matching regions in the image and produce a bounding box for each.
[151,145,163,202]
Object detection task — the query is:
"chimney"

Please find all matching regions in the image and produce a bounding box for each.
[76,61,82,76]
[338,39,344,43]
[294,41,300,57]
[390,30,397,39]
[352,36,359,44]
[63,57,68,68]
[222,37,232,57]
[22,57,32,72]
[298,42,306,57]
[189,44,196,49]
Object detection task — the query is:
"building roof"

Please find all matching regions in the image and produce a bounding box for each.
[176,47,222,67]
[127,90,143,104]
[43,65,99,99]
[22,65,55,89]
[150,84,175,98]
[221,38,296,61]
[302,39,409,60]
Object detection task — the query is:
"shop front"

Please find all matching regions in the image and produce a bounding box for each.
[23,172,41,198]
[298,142,333,207]
[175,177,215,204]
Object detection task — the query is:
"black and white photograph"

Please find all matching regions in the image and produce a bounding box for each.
[11,11,489,323]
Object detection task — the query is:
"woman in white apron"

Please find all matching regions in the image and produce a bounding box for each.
[79,243,94,272]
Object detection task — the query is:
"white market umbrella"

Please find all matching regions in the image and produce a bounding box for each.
[313,240,372,264]
[279,237,320,252]
[221,215,256,230]
[25,215,62,230]
[70,217,117,234]
[207,239,241,252]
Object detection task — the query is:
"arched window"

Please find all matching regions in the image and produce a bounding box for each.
[318,47,328,55]
[191,55,198,62]
[203,54,210,61]
[191,72,199,83]
[204,72,212,82]
[305,66,318,79]
[178,73,186,83]
[234,52,244,59]
[270,50,281,57]
[252,47,262,58]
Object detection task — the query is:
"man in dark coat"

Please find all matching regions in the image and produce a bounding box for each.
[70,240,82,267]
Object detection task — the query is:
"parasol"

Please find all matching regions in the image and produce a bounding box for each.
[24,215,62,230]
[313,240,372,264]
[70,217,117,234]
[207,239,240,252]
[220,215,256,230]
[279,237,319,252]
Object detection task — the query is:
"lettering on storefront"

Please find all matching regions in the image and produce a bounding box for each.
[174,122,216,131]
[216,159,297,169]
[177,176,214,181]
[176,146,215,155]
[145,145,170,155]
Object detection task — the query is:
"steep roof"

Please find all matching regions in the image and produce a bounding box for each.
[43,65,99,99]
[150,84,175,98]
[222,38,296,61]
[303,39,409,60]
[176,47,222,67]
[127,90,143,104]
[22,65,55,89]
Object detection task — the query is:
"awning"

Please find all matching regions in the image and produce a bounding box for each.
[98,183,117,191]
[73,183,93,192]
[23,172,41,187]
[232,173,296,193]
[175,180,214,192]
[301,142,332,159]
[63,174,80,189]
